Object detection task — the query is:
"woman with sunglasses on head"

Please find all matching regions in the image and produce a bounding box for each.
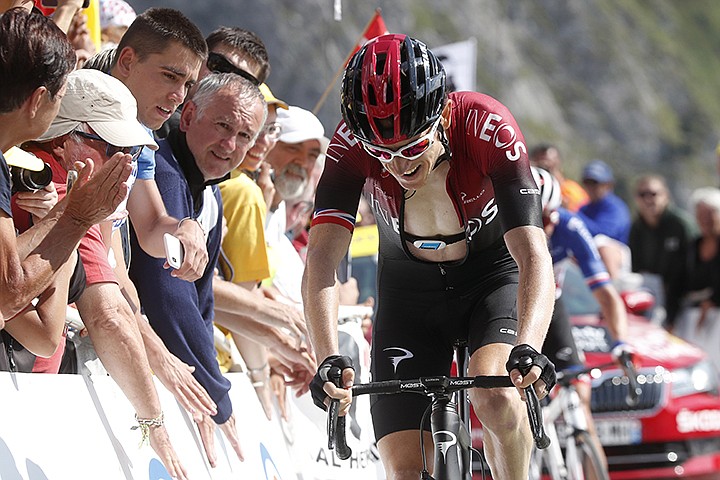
[302,33,556,480]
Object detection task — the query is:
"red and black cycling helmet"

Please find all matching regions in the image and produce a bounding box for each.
[341,33,447,145]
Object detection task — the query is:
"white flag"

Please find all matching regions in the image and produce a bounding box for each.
[432,38,477,93]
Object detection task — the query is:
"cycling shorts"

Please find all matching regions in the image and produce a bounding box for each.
[369,248,519,441]
[542,296,583,371]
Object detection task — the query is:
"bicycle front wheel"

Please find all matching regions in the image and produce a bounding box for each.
[568,431,609,480]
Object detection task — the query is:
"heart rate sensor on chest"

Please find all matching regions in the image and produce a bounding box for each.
[413,240,447,250]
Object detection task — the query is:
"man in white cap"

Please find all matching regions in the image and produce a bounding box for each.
[23,68,190,480]
[264,106,329,243]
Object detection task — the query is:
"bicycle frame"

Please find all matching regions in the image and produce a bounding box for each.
[530,384,587,480]
[327,347,549,480]
[529,353,640,480]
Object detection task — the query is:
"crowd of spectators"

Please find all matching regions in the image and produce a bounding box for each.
[3,1,720,477]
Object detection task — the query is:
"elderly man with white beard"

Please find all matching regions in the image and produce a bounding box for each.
[262,106,329,300]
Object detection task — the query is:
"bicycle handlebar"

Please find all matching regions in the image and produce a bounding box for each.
[517,357,551,450]
[328,399,352,460]
[555,351,642,407]
[327,368,550,460]
[616,350,642,406]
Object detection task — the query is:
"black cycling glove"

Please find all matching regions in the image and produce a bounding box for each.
[310,355,355,411]
[505,344,557,392]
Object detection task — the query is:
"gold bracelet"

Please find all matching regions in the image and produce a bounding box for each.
[131,412,164,447]
[247,363,270,387]
[247,362,269,375]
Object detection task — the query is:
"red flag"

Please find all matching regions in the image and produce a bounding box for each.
[347,9,389,63]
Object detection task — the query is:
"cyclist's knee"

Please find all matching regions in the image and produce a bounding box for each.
[377,430,431,476]
[470,388,524,429]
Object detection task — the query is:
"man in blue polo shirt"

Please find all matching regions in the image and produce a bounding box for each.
[129,72,266,466]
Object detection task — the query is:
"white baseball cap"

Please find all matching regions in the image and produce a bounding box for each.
[36,69,157,150]
[276,106,329,152]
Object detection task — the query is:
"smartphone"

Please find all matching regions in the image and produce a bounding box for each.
[41,0,91,8]
[66,170,78,193]
[163,233,184,269]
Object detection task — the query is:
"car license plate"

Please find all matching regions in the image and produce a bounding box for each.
[594,419,642,446]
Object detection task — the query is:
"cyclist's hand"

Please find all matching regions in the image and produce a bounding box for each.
[505,344,556,400]
[611,340,633,362]
[310,355,354,415]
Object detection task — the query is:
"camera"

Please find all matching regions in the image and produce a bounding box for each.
[10,163,53,194]
[41,0,91,8]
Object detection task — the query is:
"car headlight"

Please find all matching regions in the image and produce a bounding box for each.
[671,360,720,398]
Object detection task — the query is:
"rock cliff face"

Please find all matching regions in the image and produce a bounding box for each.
[131,0,720,202]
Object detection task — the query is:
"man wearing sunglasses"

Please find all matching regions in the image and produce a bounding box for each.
[22,68,191,479]
[155,26,270,141]
[629,174,696,328]
[303,34,556,479]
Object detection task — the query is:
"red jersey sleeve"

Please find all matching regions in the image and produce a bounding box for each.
[312,121,371,233]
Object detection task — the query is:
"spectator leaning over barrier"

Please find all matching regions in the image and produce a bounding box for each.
[578,159,633,280]
[177,25,315,420]
[0,9,131,328]
[215,84,316,421]
[83,7,222,421]
[128,73,266,467]
[22,68,189,479]
[106,7,210,282]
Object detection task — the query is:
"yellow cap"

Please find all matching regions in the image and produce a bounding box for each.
[259,83,288,110]
[4,147,44,171]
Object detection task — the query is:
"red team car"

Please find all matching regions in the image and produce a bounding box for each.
[469,264,720,479]
[565,267,720,479]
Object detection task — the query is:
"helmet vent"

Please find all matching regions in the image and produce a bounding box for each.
[375,53,386,75]
[367,85,377,106]
[384,83,394,103]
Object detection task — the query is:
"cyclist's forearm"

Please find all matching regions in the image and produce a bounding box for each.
[302,224,352,362]
[302,274,340,361]
[507,227,555,349]
[593,285,627,341]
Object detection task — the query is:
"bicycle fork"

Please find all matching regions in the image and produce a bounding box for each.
[424,395,473,480]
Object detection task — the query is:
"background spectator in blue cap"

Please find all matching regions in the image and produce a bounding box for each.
[578,159,632,280]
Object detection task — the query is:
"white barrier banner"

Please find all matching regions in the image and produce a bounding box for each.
[0,315,385,479]
[0,369,383,479]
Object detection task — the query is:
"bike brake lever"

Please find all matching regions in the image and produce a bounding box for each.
[617,350,642,407]
[518,356,551,449]
[328,397,352,460]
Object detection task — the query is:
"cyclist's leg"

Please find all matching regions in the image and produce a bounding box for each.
[466,282,532,479]
[369,259,457,478]
[543,296,583,373]
[469,342,532,480]
[376,430,434,479]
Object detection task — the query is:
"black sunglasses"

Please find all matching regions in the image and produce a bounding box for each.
[206,52,260,86]
[74,131,143,159]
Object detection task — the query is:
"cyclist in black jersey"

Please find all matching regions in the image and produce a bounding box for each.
[302,34,556,479]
